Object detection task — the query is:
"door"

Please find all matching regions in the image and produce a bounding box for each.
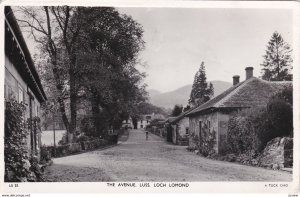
[199,121,202,148]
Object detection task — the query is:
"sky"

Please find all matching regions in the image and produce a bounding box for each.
[117,8,293,93]
[20,7,293,93]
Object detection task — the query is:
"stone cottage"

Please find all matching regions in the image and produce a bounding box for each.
[186,67,291,154]
[137,113,153,129]
[5,7,47,158]
[168,109,193,145]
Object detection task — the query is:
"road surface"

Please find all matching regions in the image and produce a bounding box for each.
[44,129,292,182]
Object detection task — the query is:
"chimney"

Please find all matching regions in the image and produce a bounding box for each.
[245,67,254,80]
[233,75,240,85]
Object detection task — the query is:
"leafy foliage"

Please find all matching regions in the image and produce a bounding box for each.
[227,110,260,154]
[190,121,216,157]
[4,100,44,182]
[189,62,214,107]
[5,100,30,182]
[19,7,147,138]
[171,104,183,116]
[226,86,293,154]
[261,31,293,81]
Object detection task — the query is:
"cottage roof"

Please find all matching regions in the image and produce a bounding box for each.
[187,77,292,116]
[165,117,177,123]
[5,6,47,102]
[170,108,194,124]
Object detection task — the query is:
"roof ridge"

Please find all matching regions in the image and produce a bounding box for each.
[215,77,257,107]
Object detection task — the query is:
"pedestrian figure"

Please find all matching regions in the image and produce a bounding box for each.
[146,131,149,140]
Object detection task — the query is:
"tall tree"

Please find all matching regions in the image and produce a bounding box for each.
[75,7,147,135]
[189,62,214,107]
[17,6,88,142]
[261,31,293,81]
[171,104,183,116]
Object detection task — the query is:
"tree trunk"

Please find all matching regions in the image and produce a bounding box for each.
[91,94,101,136]
[69,63,77,136]
[52,61,71,143]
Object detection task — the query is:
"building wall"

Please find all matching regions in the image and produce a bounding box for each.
[137,119,150,129]
[216,111,230,153]
[172,117,189,145]
[171,125,177,144]
[189,112,219,153]
[189,110,241,153]
[5,55,41,158]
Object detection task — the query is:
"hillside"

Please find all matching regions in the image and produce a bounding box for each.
[148,80,231,109]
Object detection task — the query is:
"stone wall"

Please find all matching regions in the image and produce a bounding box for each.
[258,137,293,169]
[188,112,218,153]
[41,138,116,158]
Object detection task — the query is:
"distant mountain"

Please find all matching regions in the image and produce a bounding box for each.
[148,89,161,98]
[149,80,232,109]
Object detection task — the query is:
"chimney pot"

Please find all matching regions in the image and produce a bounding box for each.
[233,75,240,85]
[245,67,254,80]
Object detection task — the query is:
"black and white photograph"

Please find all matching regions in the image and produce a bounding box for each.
[1,0,299,194]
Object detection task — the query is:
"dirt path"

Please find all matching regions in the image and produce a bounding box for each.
[44,129,292,182]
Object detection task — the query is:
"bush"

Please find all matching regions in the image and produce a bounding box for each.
[226,86,293,154]
[189,123,216,157]
[4,100,31,182]
[5,100,45,182]
[227,110,261,154]
[257,97,293,148]
[40,145,52,162]
[80,117,96,137]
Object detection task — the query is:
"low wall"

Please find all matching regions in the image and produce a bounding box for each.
[258,137,293,169]
[41,138,116,158]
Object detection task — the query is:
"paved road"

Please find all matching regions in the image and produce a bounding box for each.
[44,129,292,182]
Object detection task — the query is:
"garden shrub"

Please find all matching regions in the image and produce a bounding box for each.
[226,86,293,155]
[80,117,96,137]
[5,100,31,182]
[40,145,52,162]
[227,110,260,154]
[5,100,45,182]
[189,122,216,157]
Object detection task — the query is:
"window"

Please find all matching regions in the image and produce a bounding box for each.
[186,128,189,135]
[36,104,39,116]
[207,120,211,131]
[199,121,202,137]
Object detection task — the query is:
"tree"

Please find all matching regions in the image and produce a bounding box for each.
[261,31,293,81]
[171,104,183,116]
[74,7,147,135]
[17,6,89,142]
[183,105,191,112]
[189,62,214,107]
[18,7,147,139]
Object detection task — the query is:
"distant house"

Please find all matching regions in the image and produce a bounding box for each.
[186,67,292,154]
[122,117,134,129]
[168,109,193,145]
[146,119,165,137]
[5,7,47,158]
[137,114,153,129]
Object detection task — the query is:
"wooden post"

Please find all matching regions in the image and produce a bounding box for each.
[53,112,56,157]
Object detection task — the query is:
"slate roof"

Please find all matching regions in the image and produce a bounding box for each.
[165,117,177,123]
[187,77,292,116]
[5,6,47,102]
[170,108,194,124]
